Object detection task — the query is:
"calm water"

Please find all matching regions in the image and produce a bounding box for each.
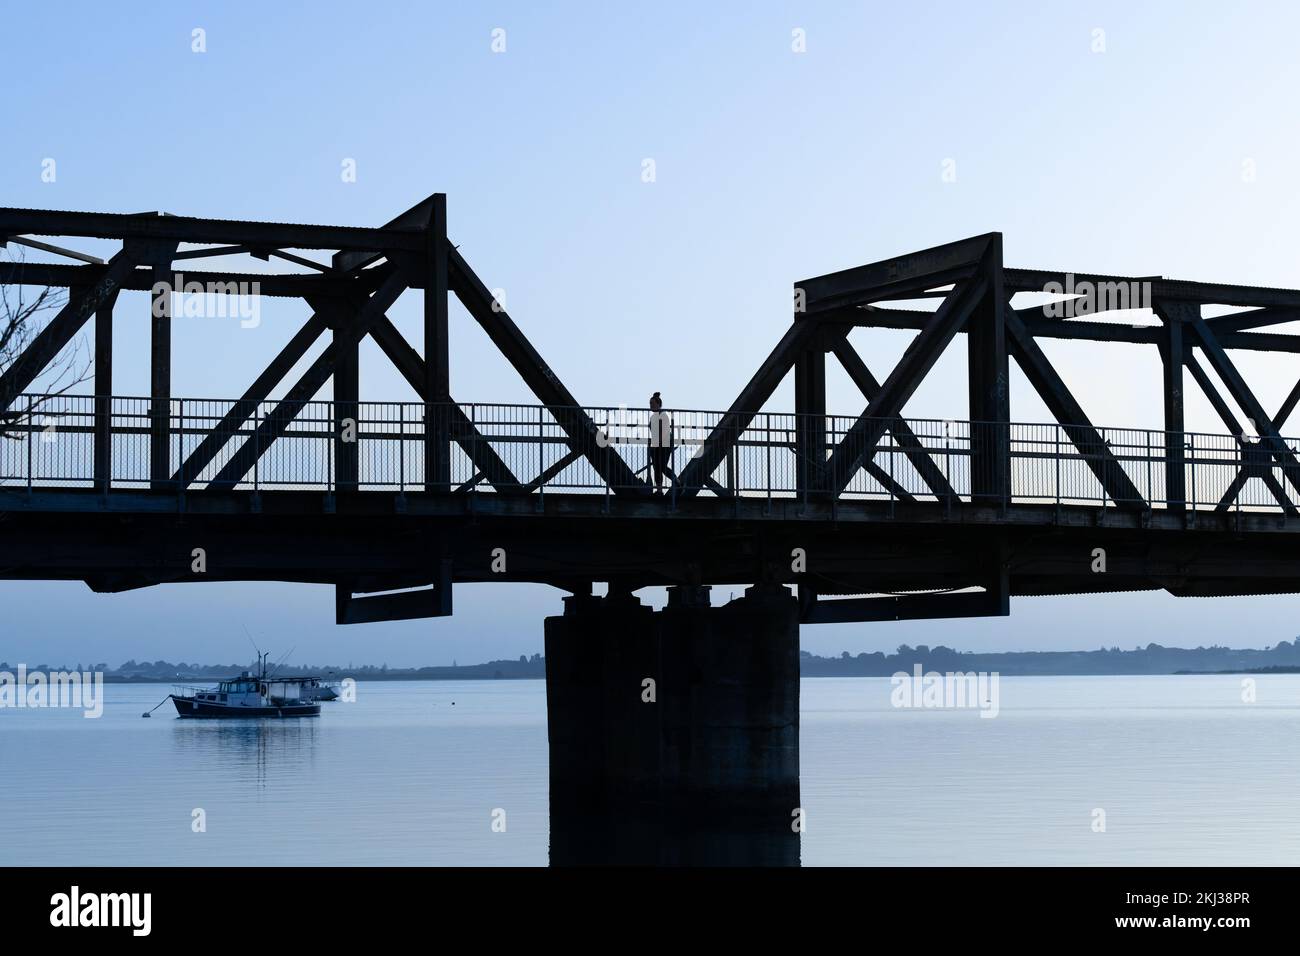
[3,675,1299,865]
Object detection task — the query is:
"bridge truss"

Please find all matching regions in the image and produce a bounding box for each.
[4,197,1300,624]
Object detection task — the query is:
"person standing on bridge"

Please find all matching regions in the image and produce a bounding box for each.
[648,391,674,496]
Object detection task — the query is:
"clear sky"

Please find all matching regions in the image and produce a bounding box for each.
[5,1,1300,667]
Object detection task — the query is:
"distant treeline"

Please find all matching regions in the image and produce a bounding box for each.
[6,655,547,683]
[799,641,1300,676]
[12,641,1300,681]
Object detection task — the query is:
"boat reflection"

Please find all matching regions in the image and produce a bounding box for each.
[170,718,320,788]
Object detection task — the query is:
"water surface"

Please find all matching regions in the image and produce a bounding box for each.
[3,675,1296,865]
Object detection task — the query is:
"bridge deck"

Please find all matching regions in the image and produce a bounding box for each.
[3,396,1300,619]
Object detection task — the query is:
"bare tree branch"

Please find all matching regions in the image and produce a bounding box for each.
[0,247,92,440]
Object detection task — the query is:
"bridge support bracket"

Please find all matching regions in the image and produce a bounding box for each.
[335,559,453,624]
[800,588,1009,625]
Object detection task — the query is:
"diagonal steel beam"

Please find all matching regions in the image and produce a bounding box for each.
[1186,349,1296,511]
[5,235,105,265]
[675,320,819,498]
[1215,471,1249,511]
[1206,306,1300,334]
[1185,353,1242,436]
[797,233,994,314]
[829,335,957,500]
[524,448,582,492]
[863,461,916,502]
[332,194,439,275]
[0,246,141,411]
[1216,463,1299,515]
[1004,306,1146,508]
[802,269,975,316]
[171,311,332,485]
[1261,472,1300,516]
[367,315,522,493]
[822,271,991,497]
[1181,350,1296,513]
[1189,313,1300,498]
[1273,374,1300,432]
[1185,316,1300,510]
[206,267,412,489]
[447,245,645,494]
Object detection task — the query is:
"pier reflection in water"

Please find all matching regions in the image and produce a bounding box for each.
[549,802,800,866]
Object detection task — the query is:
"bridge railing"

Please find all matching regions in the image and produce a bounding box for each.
[1,393,1298,514]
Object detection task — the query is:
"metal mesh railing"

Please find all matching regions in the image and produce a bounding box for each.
[2,393,1299,514]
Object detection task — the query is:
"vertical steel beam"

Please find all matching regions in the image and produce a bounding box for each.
[967,236,1009,502]
[1155,302,1188,510]
[425,194,451,492]
[794,327,827,496]
[333,302,360,492]
[93,288,118,491]
[149,262,172,488]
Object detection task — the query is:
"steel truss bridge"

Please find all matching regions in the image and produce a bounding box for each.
[4,196,1300,625]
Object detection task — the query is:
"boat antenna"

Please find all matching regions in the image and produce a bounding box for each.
[266,647,295,680]
[243,625,263,670]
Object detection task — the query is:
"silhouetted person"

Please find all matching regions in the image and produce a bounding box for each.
[648,392,673,496]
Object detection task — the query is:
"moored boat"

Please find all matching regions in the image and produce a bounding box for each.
[170,653,322,718]
[301,678,340,702]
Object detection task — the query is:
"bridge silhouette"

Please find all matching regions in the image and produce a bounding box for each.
[4,194,1300,861]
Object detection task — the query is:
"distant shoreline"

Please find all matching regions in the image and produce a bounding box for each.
[99,672,549,684]
[21,640,1300,681]
[99,669,1300,684]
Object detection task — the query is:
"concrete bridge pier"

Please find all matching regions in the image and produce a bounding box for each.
[544,583,801,865]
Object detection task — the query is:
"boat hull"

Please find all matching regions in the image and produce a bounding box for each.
[170,695,321,718]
